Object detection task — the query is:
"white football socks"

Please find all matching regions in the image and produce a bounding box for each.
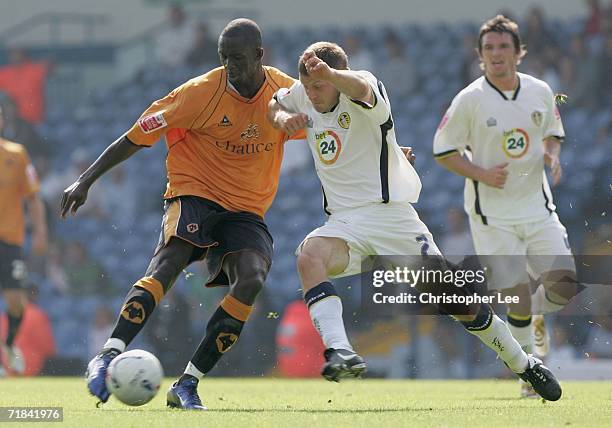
[103,338,126,353]
[468,314,529,373]
[507,320,533,354]
[184,362,205,379]
[308,296,354,352]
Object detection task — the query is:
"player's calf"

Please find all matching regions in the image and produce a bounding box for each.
[179,292,254,386]
[458,303,530,374]
[176,253,266,386]
[296,237,360,380]
[109,278,161,347]
[104,239,192,351]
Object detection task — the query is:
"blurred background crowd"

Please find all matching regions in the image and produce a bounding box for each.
[0,0,610,378]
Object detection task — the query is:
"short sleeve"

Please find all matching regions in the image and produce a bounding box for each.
[126,80,212,147]
[274,82,302,113]
[433,91,471,159]
[347,70,391,124]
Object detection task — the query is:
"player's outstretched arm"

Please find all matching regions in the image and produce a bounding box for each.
[301,50,373,104]
[60,135,143,218]
[267,98,309,135]
[436,152,508,189]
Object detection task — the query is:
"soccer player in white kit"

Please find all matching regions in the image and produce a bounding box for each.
[433,16,580,396]
[268,41,561,401]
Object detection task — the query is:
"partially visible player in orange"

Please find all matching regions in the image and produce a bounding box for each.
[0,104,48,375]
[60,18,301,409]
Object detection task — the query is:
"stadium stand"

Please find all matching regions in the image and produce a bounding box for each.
[7,15,608,374]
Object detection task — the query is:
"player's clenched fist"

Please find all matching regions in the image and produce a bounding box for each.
[480,162,509,189]
[301,50,334,80]
[275,110,310,135]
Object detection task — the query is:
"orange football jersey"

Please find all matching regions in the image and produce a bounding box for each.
[0,140,39,246]
[126,66,302,218]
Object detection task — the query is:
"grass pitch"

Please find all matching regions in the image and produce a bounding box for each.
[1,378,611,427]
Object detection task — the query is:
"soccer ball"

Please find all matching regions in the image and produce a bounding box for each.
[105,349,163,406]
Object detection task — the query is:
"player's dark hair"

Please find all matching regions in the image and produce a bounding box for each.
[478,15,526,57]
[299,42,348,76]
[220,18,262,48]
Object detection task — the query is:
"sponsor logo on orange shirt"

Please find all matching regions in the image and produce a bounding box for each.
[214,140,277,155]
[240,124,260,142]
[139,112,167,133]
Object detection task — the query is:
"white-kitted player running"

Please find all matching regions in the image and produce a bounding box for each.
[268,41,561,401]
[433,15,581,397]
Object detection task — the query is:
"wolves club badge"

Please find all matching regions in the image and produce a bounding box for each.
[216,332,238,353]
[121,301,146,324]
[531,110,543,127]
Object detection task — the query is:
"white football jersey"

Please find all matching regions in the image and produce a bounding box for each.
[276,70,421,214]
[433,73,565,225]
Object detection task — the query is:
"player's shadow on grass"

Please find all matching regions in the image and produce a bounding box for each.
[478,397,542,402]
[205,407,433,413]
[100,407,432,414]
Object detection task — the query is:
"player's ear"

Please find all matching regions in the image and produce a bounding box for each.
[255,47,264,61]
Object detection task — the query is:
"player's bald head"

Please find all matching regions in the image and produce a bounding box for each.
[220,18,262,48]
[218,19,265,93]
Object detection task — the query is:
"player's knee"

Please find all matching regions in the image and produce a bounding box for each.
[222,251,270,304]
[296,247,326,277]
[230,263,268,304]
[238,267,267,289]
[146,246,192,290]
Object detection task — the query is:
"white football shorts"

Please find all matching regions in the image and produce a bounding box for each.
[469,212,576,290]
[296,201,441,278]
